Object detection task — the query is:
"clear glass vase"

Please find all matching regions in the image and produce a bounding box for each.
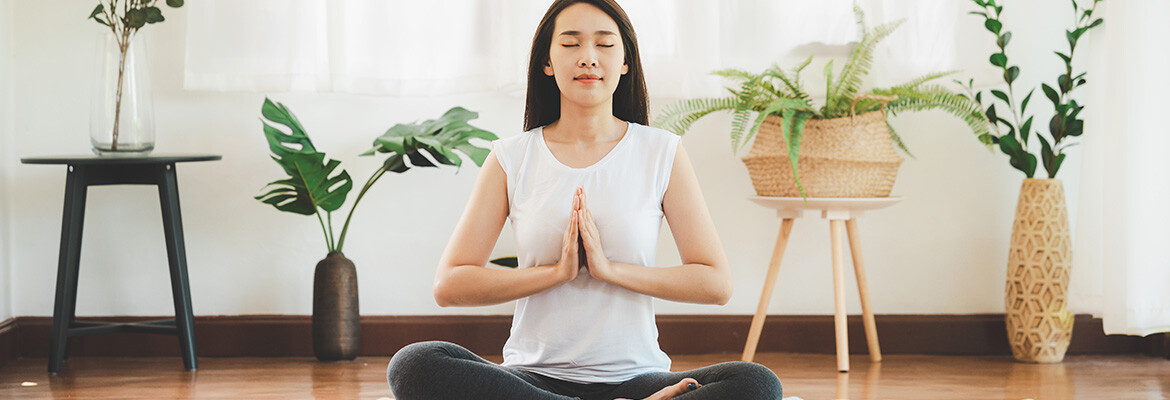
[90,32,155,156]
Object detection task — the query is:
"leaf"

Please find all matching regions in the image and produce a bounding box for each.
[1021,89,1034,114]
[407,150,437,168]
[969,11,988,18]
[1055,51,1071,65]
[166,0,184,7]
[1042,83,1060,105]
[1021,116,1034,144]
[1058,74,1071,93]
[998,32,1012,48]
[490,257,519,268]
[998,134,1022,156]
[1066,119,1084,137]
[1048,113,1063,141]
[990,53,1007,67]
[89,3,104,19]
[260,98,319,176]
[126,8,147,29]
[991,89,1010,104]
[1066,30,1077,49]
[1052,153,1067,178]
[93,17,109,27]
[144,7,165,24]
[365,106,498,169]
[255,152,353,214]
[1088,18,1104,29]
[1039,134,1054,174]
[986,104,998,125]
[382,153,409,173]
[1005,66,1020,84]
[985,19,1002,34]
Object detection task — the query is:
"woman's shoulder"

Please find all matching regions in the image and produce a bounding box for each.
[492,127,541,152]
[627,122,681,149]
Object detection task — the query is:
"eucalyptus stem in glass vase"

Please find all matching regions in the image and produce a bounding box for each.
[86,0,183,155]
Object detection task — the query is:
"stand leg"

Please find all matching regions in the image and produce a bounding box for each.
[742,218,795,362]
[846,219,882,362]
[49,165,87,374]
[158,164,198,371]
[830,220,849,372]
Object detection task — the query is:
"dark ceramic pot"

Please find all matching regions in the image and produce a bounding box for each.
[313,252,360,361]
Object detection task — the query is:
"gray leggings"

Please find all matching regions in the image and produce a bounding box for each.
[387,341,782,400]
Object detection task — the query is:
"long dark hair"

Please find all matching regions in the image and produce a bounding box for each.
[523,0,649,131]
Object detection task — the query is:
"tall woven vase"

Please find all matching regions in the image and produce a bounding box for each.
[741,111,903,197]
[1005,178,1074,363]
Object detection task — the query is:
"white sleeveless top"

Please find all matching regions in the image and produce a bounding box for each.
[492,122,679,384]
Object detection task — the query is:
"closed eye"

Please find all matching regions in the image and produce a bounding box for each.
[598,44,615,48]
[561,44,579,47]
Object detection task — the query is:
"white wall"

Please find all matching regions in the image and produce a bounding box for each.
[5,0,1087,318]
[0,0,15,323]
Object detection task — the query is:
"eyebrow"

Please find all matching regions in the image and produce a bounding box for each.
[557,30,618,37]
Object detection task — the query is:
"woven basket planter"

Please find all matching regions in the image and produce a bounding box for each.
[1005,178,1074,363]
[741,111,903,197]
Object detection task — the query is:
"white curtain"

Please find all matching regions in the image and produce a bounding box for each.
[1071,0,1170,336]
[184,0,963,98]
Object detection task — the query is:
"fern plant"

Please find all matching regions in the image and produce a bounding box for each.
[655,6,992,196]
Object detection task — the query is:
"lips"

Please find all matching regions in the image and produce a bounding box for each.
[574,74,601,82]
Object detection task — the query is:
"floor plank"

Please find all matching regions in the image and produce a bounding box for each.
[1,353,1167,399]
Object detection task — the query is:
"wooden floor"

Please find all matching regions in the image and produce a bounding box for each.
[0,353,1167,399]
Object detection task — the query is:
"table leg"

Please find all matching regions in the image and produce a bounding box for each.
[846,218,882,362]
[742,218,795,362]
[830,219,849,372]
[158,164,198,371]
[49,165,88,374]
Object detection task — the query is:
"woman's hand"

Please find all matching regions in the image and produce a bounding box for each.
[575,187,616,281]
[555,193,582,283]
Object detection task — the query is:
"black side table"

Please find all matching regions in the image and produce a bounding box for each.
[21,154,221,374]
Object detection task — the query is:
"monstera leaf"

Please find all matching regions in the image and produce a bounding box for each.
[255,152,353,215]
[362,107,498,171]
[256,99,353,215]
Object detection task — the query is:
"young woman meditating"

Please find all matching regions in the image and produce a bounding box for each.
[387,1,783,398]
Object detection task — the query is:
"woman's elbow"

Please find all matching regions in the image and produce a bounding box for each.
[708,265,733,305]
[710,280,733,305]
[432,274,458,307]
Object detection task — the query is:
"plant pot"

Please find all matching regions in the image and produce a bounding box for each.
[313,252,360,361]
[741,111,903,197]
[90,32,155,156]
[1005,178,1073,363]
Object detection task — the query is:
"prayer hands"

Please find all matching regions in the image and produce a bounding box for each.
[573,187,614,281]
[555,194,582,283]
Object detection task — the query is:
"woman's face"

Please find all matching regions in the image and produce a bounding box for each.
[544,3,628,110]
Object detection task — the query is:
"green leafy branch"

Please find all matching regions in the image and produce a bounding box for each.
[960,0,1103,178]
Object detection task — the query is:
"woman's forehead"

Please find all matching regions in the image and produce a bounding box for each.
[554,3,620,35]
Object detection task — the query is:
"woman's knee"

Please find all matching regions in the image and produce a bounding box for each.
[387,341,461,388]
[726,361,783,398]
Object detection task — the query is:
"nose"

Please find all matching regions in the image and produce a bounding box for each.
[578,56,597,68]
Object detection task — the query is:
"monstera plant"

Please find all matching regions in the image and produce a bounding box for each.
[255,98,497,361]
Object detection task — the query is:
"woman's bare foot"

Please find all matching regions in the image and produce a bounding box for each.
[615,378,700,400]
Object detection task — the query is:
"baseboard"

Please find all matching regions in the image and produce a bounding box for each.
[0,318,17,368]
[5,314,1152,359]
